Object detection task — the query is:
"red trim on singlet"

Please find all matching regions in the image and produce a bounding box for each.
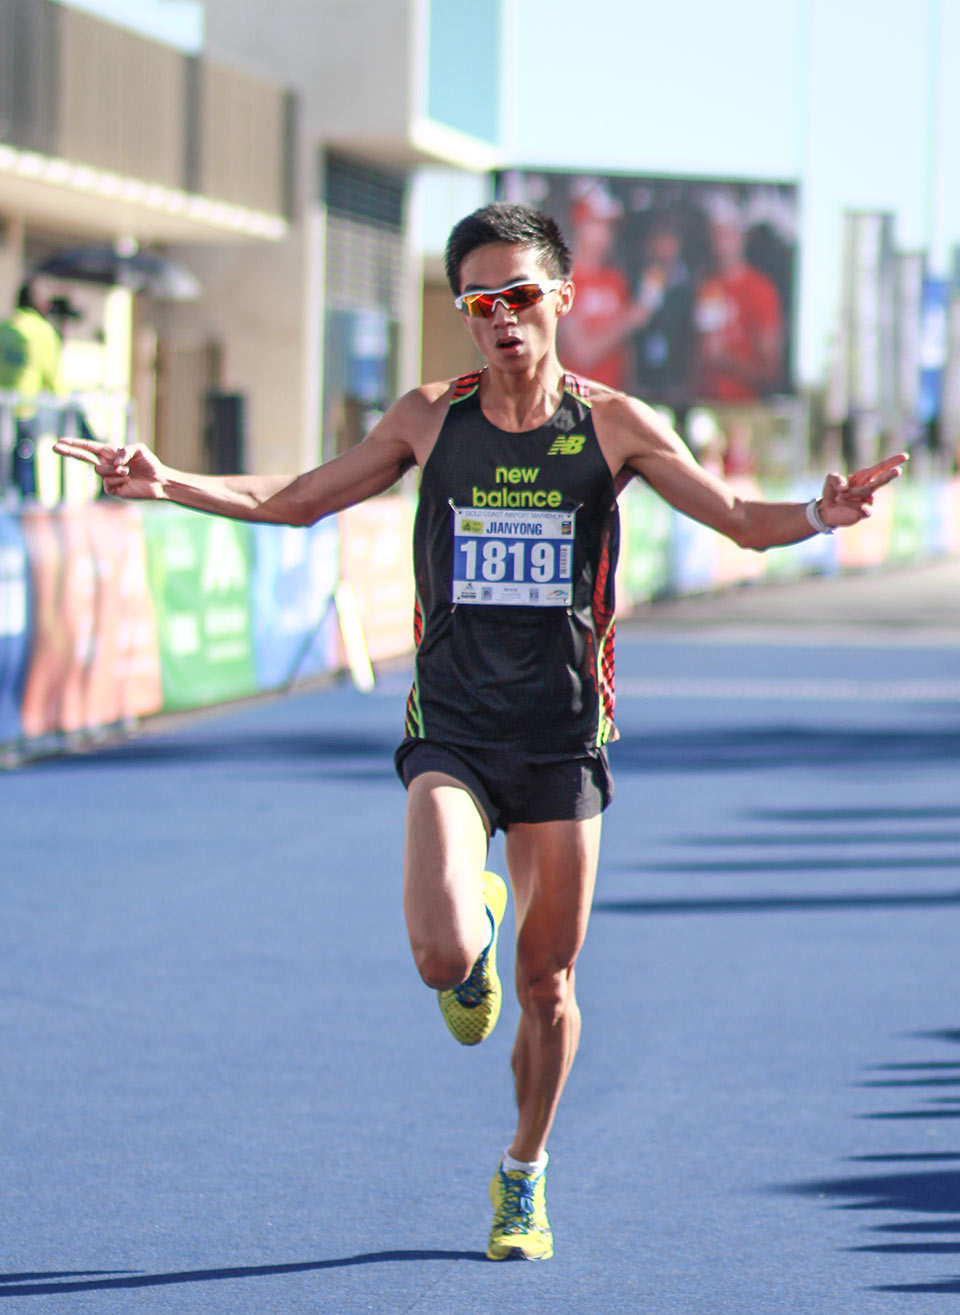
[591,519,617,742]
[451,369,589,406]
[562,372,592,403]
[451,370,483,401]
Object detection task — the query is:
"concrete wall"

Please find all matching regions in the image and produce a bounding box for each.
[421,278,480,384]
[204,0,414,153]
[156,223,309,474]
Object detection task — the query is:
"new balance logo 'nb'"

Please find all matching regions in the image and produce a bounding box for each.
[547,434,586,456]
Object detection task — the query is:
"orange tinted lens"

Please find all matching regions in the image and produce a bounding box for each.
[461,292,496,317]
[502,283,543,309]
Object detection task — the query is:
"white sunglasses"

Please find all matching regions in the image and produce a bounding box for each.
[454,278,564,318]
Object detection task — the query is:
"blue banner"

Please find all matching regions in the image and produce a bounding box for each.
[250,520,339,689]
[670,512,717,594]
[918,277,949,424]
[0,514,31,743]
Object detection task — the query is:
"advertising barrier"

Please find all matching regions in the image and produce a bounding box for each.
[617,476,947,604]
[758,481,838,582]
[142,507,259,711]
[2,480,958,752]
[80,503,164,729]
[617,482,673,608]
[250,519,339,689]
[931,480,960,554]
[20,504,163,738]
[338,498,416,663]
[0,514,30,743]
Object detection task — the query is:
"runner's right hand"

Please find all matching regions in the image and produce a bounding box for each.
[53,438,166,501]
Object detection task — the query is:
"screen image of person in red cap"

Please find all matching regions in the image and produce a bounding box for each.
[558,180,653,391]
[693,191,784,401]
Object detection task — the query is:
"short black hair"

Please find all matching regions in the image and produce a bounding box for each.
[17,281,37,311]
[444,202,573,295]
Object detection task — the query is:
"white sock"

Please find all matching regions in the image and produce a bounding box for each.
[502,1149,549,1177]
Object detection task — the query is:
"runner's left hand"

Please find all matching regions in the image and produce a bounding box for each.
[817,452,908,529]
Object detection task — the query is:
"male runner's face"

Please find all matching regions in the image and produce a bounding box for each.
[457,242,567,374]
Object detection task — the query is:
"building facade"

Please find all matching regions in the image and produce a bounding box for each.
[190,0,503,472]
[0,0,503,493]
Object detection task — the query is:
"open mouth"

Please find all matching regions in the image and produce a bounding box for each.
[496,333,523,351]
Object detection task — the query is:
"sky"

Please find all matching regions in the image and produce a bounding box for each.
[60,0,204,51]
[61,0,959,385]
[505,0,959,383]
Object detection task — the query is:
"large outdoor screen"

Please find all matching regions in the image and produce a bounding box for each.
[498,169,798,411]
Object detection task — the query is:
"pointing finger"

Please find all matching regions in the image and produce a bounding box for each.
[52,437,105,457]
[53,441,110,469]
[847,467,903,497]
[848,452,909,486]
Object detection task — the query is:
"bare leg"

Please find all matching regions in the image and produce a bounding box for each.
[503,815,602,1162]
[403,772,490,990]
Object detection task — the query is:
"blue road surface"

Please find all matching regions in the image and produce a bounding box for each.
[3,567,960,1313]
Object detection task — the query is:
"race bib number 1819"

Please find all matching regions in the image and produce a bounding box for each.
[452,506,575,607]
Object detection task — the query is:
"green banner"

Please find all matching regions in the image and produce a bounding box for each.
[620,482,674,605]
[888,481,930,563]
[760,481,811,582]
[143,506,257,710]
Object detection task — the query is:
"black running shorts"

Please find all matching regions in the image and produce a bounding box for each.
[394,738,613,835]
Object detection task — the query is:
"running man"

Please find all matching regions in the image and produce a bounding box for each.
[55,203,906,1262]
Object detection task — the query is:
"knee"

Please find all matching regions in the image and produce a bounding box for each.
[517,962,576,1026]
[410,939,474,991]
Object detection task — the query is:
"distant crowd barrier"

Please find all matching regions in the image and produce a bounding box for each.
[0,478,955,753]
[0,502,344,752]
[614,474,960,610]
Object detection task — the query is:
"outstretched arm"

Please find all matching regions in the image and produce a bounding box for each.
[54,389,433,526]
[600,395,907,550]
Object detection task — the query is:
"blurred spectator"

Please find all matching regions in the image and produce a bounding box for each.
[632,213,695,410]
[684,407,726,476]
[693,195,784,401]
[0,279,62,497]
[559,180,650,390]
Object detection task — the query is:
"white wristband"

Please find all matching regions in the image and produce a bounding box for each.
[805,498,834,535]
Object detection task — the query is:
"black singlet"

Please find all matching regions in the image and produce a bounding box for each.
[403,370,619,758]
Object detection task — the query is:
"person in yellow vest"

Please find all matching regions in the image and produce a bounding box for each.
[0,280,62,497]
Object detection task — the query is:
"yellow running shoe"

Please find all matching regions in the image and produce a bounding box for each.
[487,1161,554,1261]
[437,870,507,1046]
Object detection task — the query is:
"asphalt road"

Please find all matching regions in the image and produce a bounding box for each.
[2,558,959,1313]
[637,555,960,641]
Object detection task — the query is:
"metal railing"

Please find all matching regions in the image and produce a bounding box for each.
[0,389,136,508]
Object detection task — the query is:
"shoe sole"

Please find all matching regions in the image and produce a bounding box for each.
[486,1245,553,1261]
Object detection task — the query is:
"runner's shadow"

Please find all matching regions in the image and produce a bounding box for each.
[0,1250,490,1297]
